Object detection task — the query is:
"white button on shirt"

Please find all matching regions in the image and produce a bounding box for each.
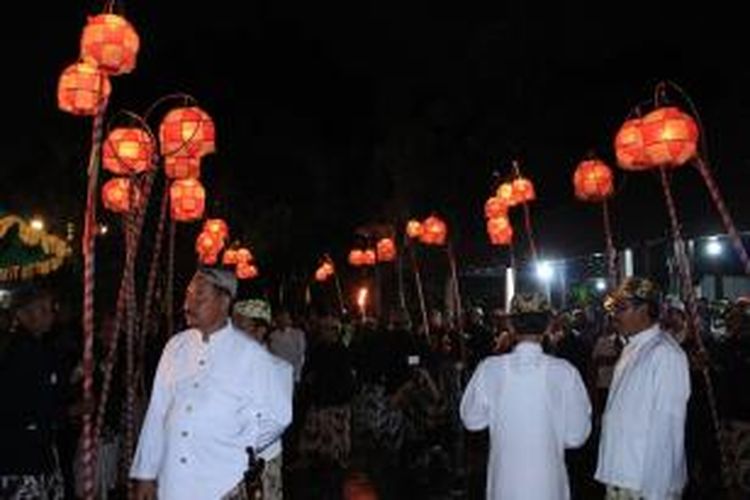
[460,342,592,500]
[130,322,294,500]
[596,325,690,499]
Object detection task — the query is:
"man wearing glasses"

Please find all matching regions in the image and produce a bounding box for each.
[595,277,690,500]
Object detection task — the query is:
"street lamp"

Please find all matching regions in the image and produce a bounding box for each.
[535,260,554,282]
[705,237,723,257]
[595,278,607,291]
[30,217,44,231]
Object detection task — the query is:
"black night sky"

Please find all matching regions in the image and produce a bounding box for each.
[3,1,750,285]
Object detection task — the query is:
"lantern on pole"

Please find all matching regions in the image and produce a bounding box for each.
[80,14,140,75]
[487,216,513,246]
[420,215,447,246]
[102,127,155,174]
[159,107,215,157]
[57,61,111,116]
[573,159,614,202]
[406,220,423,239]
[512,177,536,203]
[640,106,699,168]
[376,238,397,262]
[169,179,205,222]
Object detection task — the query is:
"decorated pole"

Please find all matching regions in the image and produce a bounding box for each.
[409,242,430,337]
[602,200,617,285]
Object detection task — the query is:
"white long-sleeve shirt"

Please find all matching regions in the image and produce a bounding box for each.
[130,322,293,500]
[460,342,592,500]
[595,325,690,500]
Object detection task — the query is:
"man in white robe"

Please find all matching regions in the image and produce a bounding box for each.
[130,268,293,500]
[596,277,690,500]
[460,292,592,499]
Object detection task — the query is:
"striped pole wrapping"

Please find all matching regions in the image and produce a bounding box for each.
[694,157,750,276]
[81,102,106,500]
[409,242,430,337]
[521,202,539,261]
[659,167,733,490]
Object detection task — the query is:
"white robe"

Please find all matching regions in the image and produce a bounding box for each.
[460,342,591,500]
[595,325,690,500]
[130,322,293,500]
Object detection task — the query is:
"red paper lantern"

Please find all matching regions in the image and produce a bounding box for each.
[200,252,219,265]
[236,262,258,280]
[573,160,614,202]
[102,127,154,174]
[406,220,423,239]
[101,177,140,213]
[348,249,365,267]
[484,196,508,219]
[363,249,377,266]
[640,106,699,168]
[164,153,201,179]
[80,14,140,75]
[376,238,397,262]
[57,61,111,116]
[222,249,238,265]
[195,231,223,258]
[236,248,254,264]
[496,182,519,207]
[614,118,648,170]
[487,216,513,246]
[203,218,229,243]
[159,107,216,158]
[315,267,329,282]
[512,177,536,203]
[420,216,448,246]
[169,179,205,222]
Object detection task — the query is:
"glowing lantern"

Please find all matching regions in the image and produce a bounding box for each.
[321,261,335,276]
[236,262,258,280]
[315,267,329,282]
[101,177,139,213]
[203,218,229,243]
[640,106,699,168]
[236,248,254,263]
[376,238,397,262]
[164,153,201,179]
[614,118,648,170]
[200,252,218,265]
[102,127,154,174]
[159,107,216,157]
[57,61,111,116]
[169,179,205,222]
[80,14,139,75]
[512,177,535,203]
[363,249,377,266]
[222,249,238,265]
[484,196,508,219]
[195,231,223,258]
[487,216,513,246]
[496,182,519,207]
[573,160,614,202]
[348,249,365,267]
[420,216,448,246]
[406,220,423,239]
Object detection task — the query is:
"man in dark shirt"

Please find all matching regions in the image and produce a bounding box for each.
[0,284,66,499]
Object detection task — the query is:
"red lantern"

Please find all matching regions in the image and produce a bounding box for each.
[348,249,364,267]
[512,177,536,203]
[169,179,205,222]
[487,216,513,246]
[223,249,238,265]
[201,253,219,265]
[496,182,519,207]
[57,61,111,116]
[420,216,448,246]
[80,14,140,75]
[236,262,258,280]
[159,107,215,158]
[195,231,223,257]
[614,118,648,170]
[376,238,397,262]
[102,127,154,174]
[573,160,614,202]
[203,218,229,243]
[315,267,329,282]
[363,249,377,266]
[640,106,699,168]
[236,248,254,264]
[406,220,423,239]
[101,177,140,213]
[484,196,508,219]
[164,153,201,179]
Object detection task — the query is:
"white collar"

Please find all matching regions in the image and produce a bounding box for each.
[626,323,660,349]
[514,341,543,354]
[191,319,233,344]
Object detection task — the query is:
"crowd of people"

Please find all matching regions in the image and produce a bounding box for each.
[1,268,750,499]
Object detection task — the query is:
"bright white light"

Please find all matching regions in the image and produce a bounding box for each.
[595,278,607,291]
[98,224,109,236]
[705,238,723,257]
[536,261,554,282]
[356,287,369,309]
[30,218,44,231]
